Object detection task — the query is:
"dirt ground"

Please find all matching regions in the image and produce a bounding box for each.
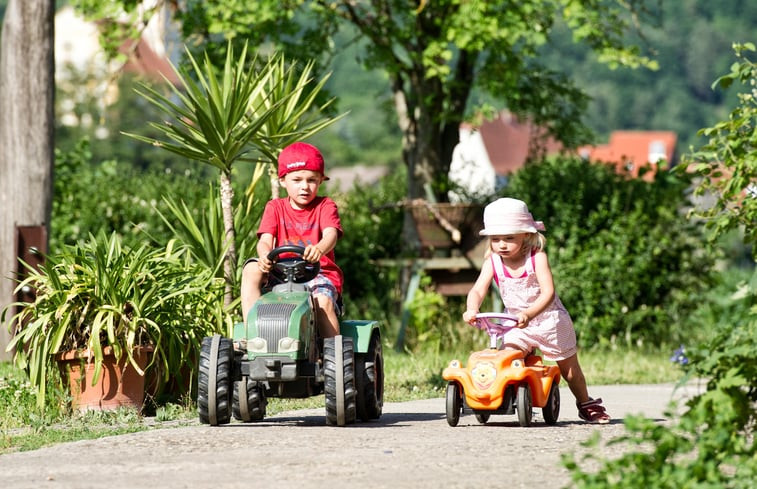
[0,383,701,489]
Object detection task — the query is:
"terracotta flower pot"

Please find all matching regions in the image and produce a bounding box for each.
[56,345,154,412]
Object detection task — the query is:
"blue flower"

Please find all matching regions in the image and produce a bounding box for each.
[670,345,689,366]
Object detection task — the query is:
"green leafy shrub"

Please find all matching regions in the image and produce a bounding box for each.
[563,271,756,488]
[563,43,757,488]
[52,138,211,250]
[506,157,715,347]
[3,231,230,407]
[333,166,405,324]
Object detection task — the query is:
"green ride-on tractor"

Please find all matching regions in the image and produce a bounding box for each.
[197,245,384,426]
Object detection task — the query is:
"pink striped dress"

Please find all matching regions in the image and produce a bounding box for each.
[491,250,577,361]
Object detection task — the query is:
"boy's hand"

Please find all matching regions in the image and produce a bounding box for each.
[302,245,324,263]
[258,256,272,273]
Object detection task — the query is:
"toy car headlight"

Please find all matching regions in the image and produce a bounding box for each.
[278,337,299,353]
[448,359,461,368]
[511,359,523,368]
[249,337,267,353]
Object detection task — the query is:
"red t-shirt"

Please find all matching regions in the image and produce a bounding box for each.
[257,196,344,293]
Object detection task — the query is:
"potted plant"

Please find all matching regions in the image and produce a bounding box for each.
[3,230,229,411]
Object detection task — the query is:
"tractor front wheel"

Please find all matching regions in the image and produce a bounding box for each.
[233,376,267,422]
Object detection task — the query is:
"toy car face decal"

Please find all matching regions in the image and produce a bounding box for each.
[471,361,497,390]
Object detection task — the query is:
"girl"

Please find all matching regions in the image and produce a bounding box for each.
[462,198,610,424]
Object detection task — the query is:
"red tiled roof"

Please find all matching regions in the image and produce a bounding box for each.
[472,112,678,182]
[119,38,180,86]
[478,112,563,175]
[579,130,677,181]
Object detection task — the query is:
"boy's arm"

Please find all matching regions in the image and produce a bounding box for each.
[256,233,275,272]
[303,226,339,263]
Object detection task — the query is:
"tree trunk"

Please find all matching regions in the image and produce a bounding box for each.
[0,0,55,361]
[219,170,236,308]
[391,65,473,251]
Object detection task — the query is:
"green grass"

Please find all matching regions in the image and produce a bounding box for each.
[0,344,682,454]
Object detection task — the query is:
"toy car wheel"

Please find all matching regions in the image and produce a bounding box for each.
[198,335,234,426]
[475,413,490,424]
[233,376,267,422]
[542,381,560,425]
[516,382,533,427]
[445,383,462,427]
[356,332,384,421]
[324,335,357,426]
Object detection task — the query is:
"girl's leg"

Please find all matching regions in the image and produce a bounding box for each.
[556,353,590,404]
[557,353,611,423]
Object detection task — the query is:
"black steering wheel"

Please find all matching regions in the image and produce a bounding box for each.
[267,245,321,284]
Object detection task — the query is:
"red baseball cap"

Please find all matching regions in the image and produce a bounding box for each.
[277,142,329,180]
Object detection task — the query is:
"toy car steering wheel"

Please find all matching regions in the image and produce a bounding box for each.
[474,312,519,336]
[267,245,321,284]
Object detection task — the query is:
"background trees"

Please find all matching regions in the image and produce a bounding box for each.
[70,0,659,203]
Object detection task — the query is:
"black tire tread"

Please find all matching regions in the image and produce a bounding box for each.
[324,336,357,426]
[197,336,234,425]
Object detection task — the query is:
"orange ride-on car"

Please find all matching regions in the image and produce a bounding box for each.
[442,313,561,427]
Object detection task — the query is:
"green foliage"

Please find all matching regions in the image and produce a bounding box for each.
[681,42,757,257]
[540,0,757,152]
[72,0,659,203]
[332,164,405,322]
[564,272,757,488]
[565,44,757,488]
[51,138,210,250]
[505,157,714,348]
[2,231,230,408]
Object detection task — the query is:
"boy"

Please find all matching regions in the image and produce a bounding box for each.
[240,142,343,338]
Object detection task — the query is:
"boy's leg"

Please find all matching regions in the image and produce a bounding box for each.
[307,275,341,338]
[240,259,265,326]
[313,293,340,338]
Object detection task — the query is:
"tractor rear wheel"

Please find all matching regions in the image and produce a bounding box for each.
[233,376,267,422]
[324,335,357,426]
[356,332,384,421]
[198,335,233,425]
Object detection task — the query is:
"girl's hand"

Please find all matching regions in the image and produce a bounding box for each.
[516,312,530,328]
[462,310,478,325]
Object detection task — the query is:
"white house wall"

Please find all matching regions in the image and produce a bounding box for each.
[448,127,496,202]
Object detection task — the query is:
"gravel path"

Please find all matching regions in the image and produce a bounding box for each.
[0,383,701,489]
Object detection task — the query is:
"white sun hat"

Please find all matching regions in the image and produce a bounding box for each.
[479,198,546,236]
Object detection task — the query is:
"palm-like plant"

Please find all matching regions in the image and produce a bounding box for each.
[126,43,343,306]
[247,55,345,202]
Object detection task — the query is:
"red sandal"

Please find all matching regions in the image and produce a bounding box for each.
[577,397,611,424]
